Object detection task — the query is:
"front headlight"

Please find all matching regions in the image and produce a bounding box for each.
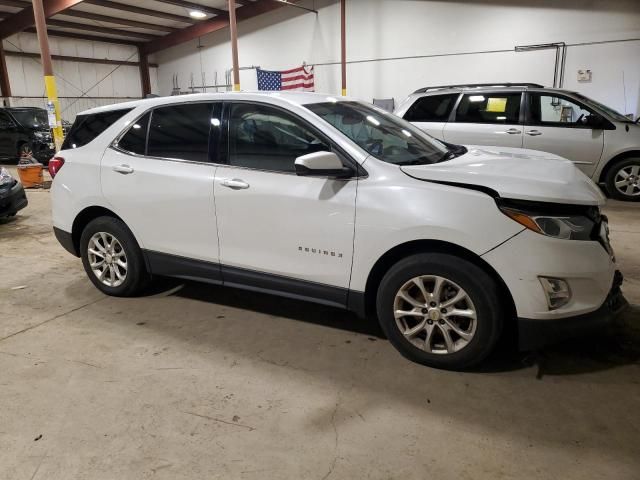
[497,199,599,241]
[0,167,16,187]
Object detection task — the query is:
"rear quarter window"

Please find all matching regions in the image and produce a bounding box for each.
[62,108,132,150]
[403,94,459,122]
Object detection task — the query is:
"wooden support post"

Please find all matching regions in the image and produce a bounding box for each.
[341,0,346,96]
[228,0,240,91]
[138,46,151,97]
[32,0,64,149]
[0,42,11,98]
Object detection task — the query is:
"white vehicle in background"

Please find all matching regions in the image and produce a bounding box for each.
[50,92,626,370]
[395,83,640,201]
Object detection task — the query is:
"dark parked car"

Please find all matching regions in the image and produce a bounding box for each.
[0,167,27,218]
[0,107,55,164]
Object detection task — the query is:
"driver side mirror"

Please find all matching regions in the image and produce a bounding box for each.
[294,151,354,178]
[581,113,606,129]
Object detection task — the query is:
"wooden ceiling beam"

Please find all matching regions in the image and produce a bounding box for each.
[60,9,178,33]
[0,0,85,38]
[83,0,196,25]
[46,18,160,40]
[141,0,297,55]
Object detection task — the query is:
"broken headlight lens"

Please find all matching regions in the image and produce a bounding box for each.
[0,167,16,188]
[500,207,595,240]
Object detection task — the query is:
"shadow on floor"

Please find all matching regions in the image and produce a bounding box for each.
[146,277,640,377]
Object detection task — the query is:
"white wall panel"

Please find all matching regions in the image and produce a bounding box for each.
[3,32,158,119]
[154,0,640,117]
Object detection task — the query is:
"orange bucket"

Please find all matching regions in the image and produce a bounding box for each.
[17,164,44,188]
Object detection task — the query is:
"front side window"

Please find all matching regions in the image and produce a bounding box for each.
[228,103,329,173]
[403,94,459,122]
[117,112,150,155]
[62,108,132,150]
[454,92,521,124]
[147,103,214,162]
[306,101,450,166]
[528,94,594,126]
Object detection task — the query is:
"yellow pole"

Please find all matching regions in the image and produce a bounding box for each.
[33,0,64,150]
[44,76,64,150]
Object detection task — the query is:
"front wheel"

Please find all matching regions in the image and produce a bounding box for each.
[605,158,640,201]
[376,253,503,370]
[80,216,150,296]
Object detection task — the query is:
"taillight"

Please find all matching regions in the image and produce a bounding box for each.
[48,156,65,178]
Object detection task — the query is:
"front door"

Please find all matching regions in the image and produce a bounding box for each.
[523,92,604,177]
[0,111,18,158]
[214,102,357,306]
[101,102,222,264]
[443,91,524,148]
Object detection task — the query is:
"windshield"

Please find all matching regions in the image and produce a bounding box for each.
[10,109,49,128]
[571,93,633,123]
[305,101,451,165]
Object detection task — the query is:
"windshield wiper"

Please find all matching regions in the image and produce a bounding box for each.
[438,145,467,163]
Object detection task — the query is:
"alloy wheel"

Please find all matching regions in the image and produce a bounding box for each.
[614,165,640,197]
[87,232,128,288]
[393,275,477,354]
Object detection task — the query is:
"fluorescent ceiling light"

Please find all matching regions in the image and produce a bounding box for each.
[189,10,207,19]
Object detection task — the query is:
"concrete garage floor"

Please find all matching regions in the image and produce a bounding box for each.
[1,169,639,480]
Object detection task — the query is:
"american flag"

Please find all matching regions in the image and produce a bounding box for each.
[257,65,314,91]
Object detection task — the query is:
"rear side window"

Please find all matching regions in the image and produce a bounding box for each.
[454,93,521,124]
[147,103,213,162]
[116,112,150,155]
[403,94,458,122]
[62,108,132,149]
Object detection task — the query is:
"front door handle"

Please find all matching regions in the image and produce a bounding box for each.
[221,178,250,190]
[505,128,522,135]
[526,130,543,136]
[113,164,134,174]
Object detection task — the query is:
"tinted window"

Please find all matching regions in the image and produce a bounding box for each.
[229,103,329,173]
[455,93,521,124]
[117,112,150,155]
[528,94,594,126]
[147,103,213,162]
[9,109,48,128]
[403,94,459,122]
[306,101,450,166]
[62,108,132,149]
[0,111,14,128]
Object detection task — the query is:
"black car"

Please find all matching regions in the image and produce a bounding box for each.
[0,107,55,164]
[0,167,27,218]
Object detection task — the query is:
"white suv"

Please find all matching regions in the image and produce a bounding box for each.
[50,92,626,369]
[395,83,640,201]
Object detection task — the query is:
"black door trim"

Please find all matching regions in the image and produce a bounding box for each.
[143,250,356,312]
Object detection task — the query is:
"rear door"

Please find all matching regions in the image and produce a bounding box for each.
[101,102,222,265]
[523,92,604,176]
[401,93,459,140]
[443,91,524,148]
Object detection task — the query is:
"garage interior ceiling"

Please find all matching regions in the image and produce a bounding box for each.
[0,0,298,53]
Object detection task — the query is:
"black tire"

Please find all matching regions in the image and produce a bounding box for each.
[605,157,640,202]
[376,253,503,370]
[80,216,150,296]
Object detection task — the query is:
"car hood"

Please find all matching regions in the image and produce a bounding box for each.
[400,145,606,206]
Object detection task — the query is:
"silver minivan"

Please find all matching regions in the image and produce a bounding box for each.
[395,83,640,201]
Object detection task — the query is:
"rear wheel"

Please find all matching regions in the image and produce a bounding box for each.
[80,216,150,296]
[376,253,503,370]
[605,158,640,201]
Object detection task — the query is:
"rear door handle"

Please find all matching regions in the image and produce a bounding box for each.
[113,164,134,174]
[526,130,543,136]
[221,178,250,190]
[504,128,522,135]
